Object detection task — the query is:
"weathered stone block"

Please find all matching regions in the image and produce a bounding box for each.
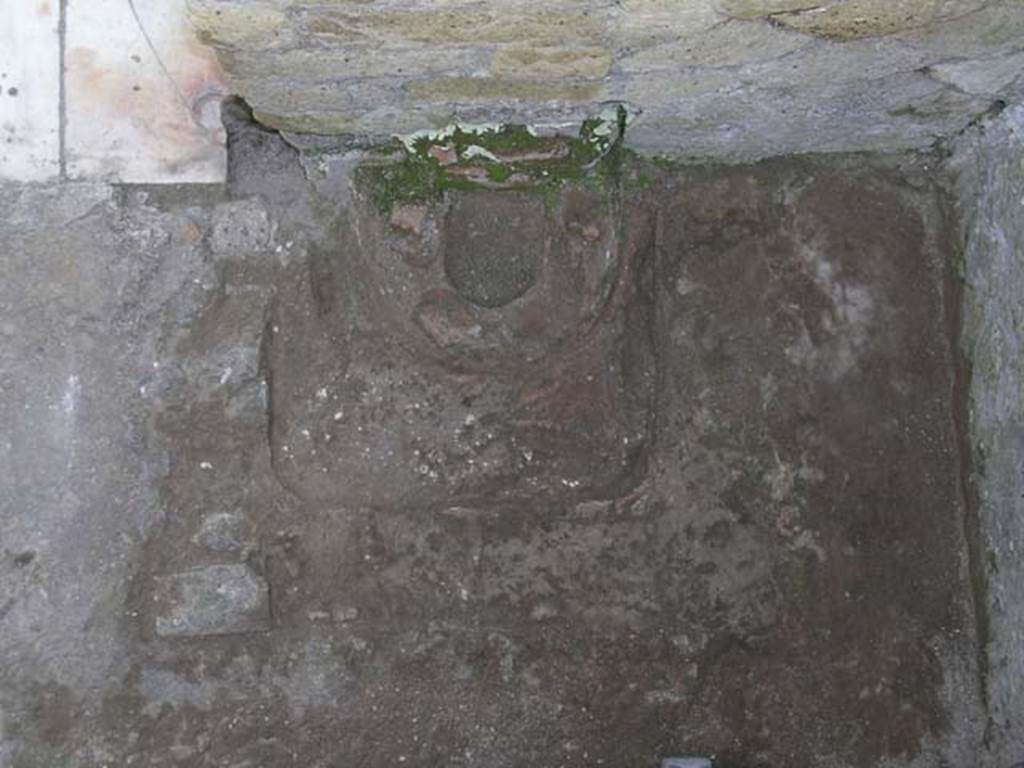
[624,69,989,160]
[189,0,1024,160]
[491,47,613,79]
[404,77,605,103]
[188,0,293,49]
[618,19,806,72]
[220,45,489,82]
[299,9,606,46]
[443,193,542,308]
[930,50,1024,96]
[774,0,984,41]
[898,1,1024,59]
[611,1,721,48]
[210,198,272,256]
[716,0,821,19]
[154,564,270,638]
[623,70,733,105]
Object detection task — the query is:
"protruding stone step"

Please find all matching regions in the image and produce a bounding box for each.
[154,564,270,638]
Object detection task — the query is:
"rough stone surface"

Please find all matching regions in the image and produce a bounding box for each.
[442,192,543,308]
[154,564,270,637]
[192,512,248,553]
[0,181,229,766]
[187,0,1024,161]
[950,104,1024,768]
[0,119,992,766]
[209,197,273,256]
[268,178,655,509]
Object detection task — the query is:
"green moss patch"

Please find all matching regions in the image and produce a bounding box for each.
[355,106,638,214]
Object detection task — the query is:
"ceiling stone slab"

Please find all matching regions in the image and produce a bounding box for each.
[769,0,989,41]
[189,0,1024,161]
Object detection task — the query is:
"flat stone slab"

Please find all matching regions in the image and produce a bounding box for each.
[190,0,1024,161]
[154,564,270,638]
[0,0,61,181]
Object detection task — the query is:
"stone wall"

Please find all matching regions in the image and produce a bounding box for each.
[0,120,988,765]
[189,0,1024,160]
[950,105,1024,767]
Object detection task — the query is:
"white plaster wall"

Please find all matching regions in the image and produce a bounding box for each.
[0,0,61,182]
[65,0,226,182]
[2,0,226,183]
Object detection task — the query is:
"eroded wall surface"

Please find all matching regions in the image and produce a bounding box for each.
[189,0,1024,161]
[0,126,985,766]
[950,104,1024,767]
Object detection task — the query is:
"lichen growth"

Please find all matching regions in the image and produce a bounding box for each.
[356,105,639,214]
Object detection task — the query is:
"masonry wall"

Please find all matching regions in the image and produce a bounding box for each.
[0,119,989,766]
[951,105,1024,767]
[189,0,1024,161]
